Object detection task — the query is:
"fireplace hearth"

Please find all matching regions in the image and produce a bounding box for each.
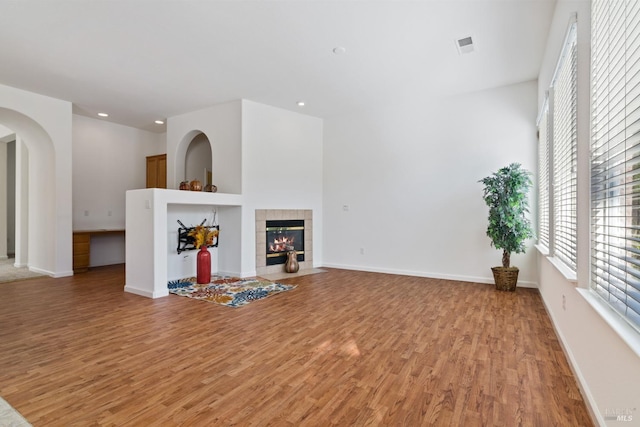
[255,209,312,276]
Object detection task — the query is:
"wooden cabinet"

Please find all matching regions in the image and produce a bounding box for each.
[73,230,125,273]
[146,154,167,188]
[73,232,91,273]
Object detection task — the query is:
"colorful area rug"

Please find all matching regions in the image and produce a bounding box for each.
[168,276,296,308]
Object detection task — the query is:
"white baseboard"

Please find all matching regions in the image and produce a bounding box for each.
[321,263,538,288]
[539,292,603,426]
[28,266,54,277]
[52,270,74,278]
[124,285,168,299]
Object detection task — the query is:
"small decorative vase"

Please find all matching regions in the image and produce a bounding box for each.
[196,245,211,284]
[179,181,190,191]
[204,184,218,193]
[190,179,202,191]
[285,250,299,273]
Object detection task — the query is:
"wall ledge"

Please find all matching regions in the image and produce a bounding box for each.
[546,256,577,283]
[577,288,640,359]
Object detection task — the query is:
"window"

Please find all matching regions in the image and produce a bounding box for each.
[538,103,550,249]
[552,24,578,271]
[537,20,578,273]
[591,0,640,330]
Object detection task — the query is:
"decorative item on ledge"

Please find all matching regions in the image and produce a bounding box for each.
[190,179,202,191]
[284,249,300,273]
[179,181,190,191]
[176,219,219,254]
[204,183,217,193]
[197,244,211,284]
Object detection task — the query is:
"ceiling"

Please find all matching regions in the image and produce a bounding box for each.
[0,0,556,133]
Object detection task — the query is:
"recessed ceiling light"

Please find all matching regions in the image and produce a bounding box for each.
[297,101,305,107]
[332,46,346,55]
[97,112,109,117]
[155,120,164,125]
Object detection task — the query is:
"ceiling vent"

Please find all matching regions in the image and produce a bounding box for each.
[456,36,475,55]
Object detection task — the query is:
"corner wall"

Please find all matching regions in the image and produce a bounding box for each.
[537,2,640,426]
[72,114,165,266]
[163,99,323,278]
[322,81,539,285]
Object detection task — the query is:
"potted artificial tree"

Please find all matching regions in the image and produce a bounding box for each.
[479,163,533,291]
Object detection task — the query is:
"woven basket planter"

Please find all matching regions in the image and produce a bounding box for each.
[491,267,519,292]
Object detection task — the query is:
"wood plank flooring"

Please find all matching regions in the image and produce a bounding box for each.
[0,265,593,426]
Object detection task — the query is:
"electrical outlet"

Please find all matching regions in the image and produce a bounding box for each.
[562,294,566,311]
[108,210,112,217]
[343,205,350,212]
[360,248,364,255]
[84,210,89,216]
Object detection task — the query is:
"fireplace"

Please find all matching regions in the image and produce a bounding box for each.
[255,209,312,276]
[266,220,305,266]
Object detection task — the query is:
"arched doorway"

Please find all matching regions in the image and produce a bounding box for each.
[0,107,62,276]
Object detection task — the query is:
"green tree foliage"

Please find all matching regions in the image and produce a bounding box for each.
[479,163,534,268]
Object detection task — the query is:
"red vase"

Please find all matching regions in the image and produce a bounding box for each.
[196,245,211,284]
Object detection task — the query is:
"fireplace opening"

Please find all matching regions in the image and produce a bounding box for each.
[266,220,305,266]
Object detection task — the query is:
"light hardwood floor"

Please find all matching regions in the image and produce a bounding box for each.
[0,265,593,426]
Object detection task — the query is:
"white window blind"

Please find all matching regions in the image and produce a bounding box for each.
[591,0,640,330]
[538,103,550,249]
[552,23,578,271]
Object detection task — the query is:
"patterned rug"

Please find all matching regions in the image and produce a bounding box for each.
[168,276,296,307]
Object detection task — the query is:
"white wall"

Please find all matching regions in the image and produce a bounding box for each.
[0,83,73,277]
[323,81,538,285]
[537,2,640,426]
[164,99,323,278]
[72,114,165,266]
[6,140,15,255]
[0,125,13,260]
[0,140,6,259]
[167,100,242,193]
[241,100,324,273]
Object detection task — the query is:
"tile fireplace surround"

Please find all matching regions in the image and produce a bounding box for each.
[255,209,312,276]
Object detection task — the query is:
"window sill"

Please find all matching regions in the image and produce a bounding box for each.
[546,256,577,283]
[535,244,549,256]
[577,288,640,359]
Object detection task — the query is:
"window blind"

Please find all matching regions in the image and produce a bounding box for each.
[591,0,640,330]
[552,23,578,271]
[538,103,550,249]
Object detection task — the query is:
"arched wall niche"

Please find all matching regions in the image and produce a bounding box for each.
[0,107,56,274]
[185,132,213,186]
[174,129,214,189]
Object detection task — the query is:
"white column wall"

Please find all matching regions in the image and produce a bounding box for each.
[14,137,28,267]
[240,100,324,275]
[0,140,7,259]
[0,84,73,277]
